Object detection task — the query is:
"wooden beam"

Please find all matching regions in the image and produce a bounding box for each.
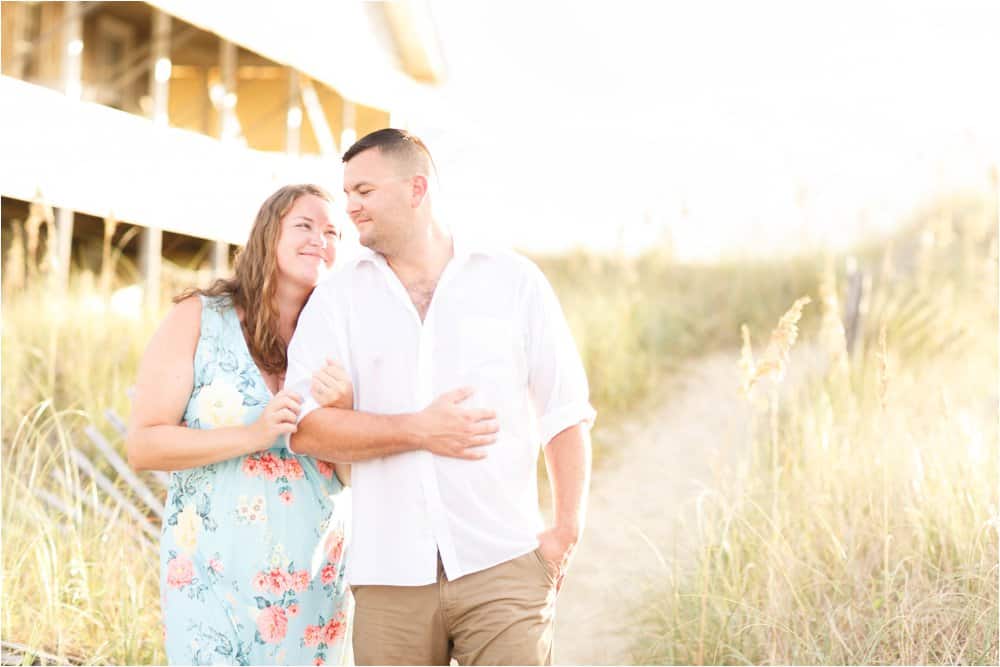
[381,0,446,84]
[300,76,338,156]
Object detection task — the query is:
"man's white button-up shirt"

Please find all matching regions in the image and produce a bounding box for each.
[285,240,595,586]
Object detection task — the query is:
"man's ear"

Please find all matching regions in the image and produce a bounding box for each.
[410,174,428,208]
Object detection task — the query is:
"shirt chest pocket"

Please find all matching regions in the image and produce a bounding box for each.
[458,317,526,388]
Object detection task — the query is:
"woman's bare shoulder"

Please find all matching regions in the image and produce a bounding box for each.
[147,295,203,353]
[166,294,203,329]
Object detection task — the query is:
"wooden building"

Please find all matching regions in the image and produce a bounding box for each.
[0,0,445,310]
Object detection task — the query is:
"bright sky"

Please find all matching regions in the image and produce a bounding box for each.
[408,1,1000,259]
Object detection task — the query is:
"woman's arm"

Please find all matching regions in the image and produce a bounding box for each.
[126,297,298,471]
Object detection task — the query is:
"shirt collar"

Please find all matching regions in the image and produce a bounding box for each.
[354,233,498,268]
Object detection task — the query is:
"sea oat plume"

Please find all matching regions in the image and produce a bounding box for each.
[743,296,811,394]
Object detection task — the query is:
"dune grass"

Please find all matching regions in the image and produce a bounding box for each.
[2,192,994,663]
[2,277,163,663]
[535,249,822,442]
[1,249,818,663]
[635,192,998,664]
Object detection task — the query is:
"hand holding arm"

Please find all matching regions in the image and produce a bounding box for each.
[286,280,499,463]
[290,387,500,462]
[309,358,354,485]
[310,358,354,410]
[126,299,301,471]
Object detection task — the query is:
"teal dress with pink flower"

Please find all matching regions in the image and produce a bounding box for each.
[161,295,350,666]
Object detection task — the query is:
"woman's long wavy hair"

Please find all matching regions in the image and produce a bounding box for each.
[175,184,335,375]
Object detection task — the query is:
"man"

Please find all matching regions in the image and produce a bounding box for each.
[286,129,595,665]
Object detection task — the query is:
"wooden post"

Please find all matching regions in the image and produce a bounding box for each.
[53,207,74,286]
[218,38,239,141]
[211,241,229,278]
[9,3,31,80]
[210,38,237,278]
[139,225,162,314]
[142,8,171,313]
[62,1,83,101]
[150,9,170,126]
[341,100,356,154]
[206,43,238,292]
[101,213,118,295]
[286,69,301,156]
[47,2,84,288]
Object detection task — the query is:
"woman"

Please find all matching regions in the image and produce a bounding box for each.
[128,184,353,665]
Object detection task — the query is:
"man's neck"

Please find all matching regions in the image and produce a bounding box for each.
[385,223,454,288]
[384,222,454,321]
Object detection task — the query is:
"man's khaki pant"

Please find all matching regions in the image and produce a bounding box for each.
[352,550,558,665]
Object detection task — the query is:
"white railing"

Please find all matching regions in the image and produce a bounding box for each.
[0,75,342,244]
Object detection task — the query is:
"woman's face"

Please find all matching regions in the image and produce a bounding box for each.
[275,194,339,290]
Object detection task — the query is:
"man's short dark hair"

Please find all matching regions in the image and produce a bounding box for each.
[342,128,435,175]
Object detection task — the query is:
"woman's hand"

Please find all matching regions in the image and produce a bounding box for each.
[249,389,302,449]
[311,358,354,409]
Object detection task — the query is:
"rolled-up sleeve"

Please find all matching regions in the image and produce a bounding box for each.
[284,278,353,452]
[523,263,596,447]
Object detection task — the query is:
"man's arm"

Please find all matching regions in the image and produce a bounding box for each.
[292,409,425,461]
[291,387,500,463]
[286,273,498,463]
[520,259,596,589]
[537,423,592,590]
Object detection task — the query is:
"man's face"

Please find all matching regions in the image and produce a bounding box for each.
[342,148,414,254]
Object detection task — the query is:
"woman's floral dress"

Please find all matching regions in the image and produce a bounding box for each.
[161,295,350,666]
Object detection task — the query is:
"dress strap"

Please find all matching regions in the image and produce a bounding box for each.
[198,294,232,336]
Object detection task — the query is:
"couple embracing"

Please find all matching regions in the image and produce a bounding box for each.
[127,129,595,666]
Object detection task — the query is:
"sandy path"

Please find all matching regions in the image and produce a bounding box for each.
[550,347,821,665]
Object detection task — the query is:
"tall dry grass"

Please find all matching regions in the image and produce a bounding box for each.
[1,242,819,663]
[535,250,821,440]
[637,193,998,664]
[2,193,992,663]
[2,256,210,664]
[3,403,164,664]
